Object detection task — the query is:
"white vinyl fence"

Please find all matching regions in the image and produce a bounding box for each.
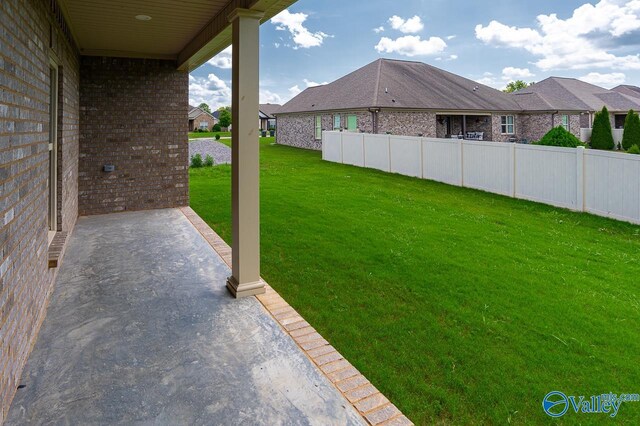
[322,131,640,225]
[580,128,624,145]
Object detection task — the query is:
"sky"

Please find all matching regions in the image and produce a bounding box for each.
[188,0,640,110]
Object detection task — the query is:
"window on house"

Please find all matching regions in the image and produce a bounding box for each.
[347,115,357,132]
[561,115,569,131]
[501,115,515,134]
[199,121,208,130]
[334,114,341,130]
[48,62,58,237]
[315,116,322,140]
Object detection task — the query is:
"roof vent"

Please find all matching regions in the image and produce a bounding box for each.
[385,88,388,94]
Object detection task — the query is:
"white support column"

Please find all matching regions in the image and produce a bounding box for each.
[226,8,265,298]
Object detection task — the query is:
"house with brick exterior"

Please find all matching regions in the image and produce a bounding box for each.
[276,59,640,150]
[514,78,640,132]
[189,105,218,131]
[2,1,402,424]
[259,103,281,131]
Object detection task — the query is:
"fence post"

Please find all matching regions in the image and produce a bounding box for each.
[576,146,585,211]
[458,139,464,187]
[509,143,516,198]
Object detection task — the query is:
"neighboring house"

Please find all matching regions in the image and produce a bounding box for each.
[259,103,281,131]
[189,105,218,131]
[514,78,640,132]
[276,59,640,150]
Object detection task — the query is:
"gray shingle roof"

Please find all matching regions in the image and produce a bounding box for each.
[514,78,640,112]
[612,85,640,100]
[188,105,216,120]
[278,58,521,114]
[259,103,281,118]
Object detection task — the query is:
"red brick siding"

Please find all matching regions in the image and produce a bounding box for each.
[0,0,80,421]
[78,57,189,215]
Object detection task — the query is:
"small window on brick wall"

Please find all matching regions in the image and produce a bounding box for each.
[334,114,341,130]
[501,115,515,134]
[561,115,569,131]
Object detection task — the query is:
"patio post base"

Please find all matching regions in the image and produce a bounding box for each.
[226,276,266,298]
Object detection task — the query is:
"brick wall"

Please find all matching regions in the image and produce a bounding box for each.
[278,110,440,150]
[377,111,436,137]
[78,57,189,215]
[0,0,80,421]
[277,111,373,150]
[190,112,217,132]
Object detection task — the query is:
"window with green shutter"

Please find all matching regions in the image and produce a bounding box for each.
[347,115,357,132]
[315,116,322,140]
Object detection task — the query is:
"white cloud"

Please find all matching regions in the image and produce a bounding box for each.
[373,26,385,33]
[475,0,640,71]
[502,67,535,80]
[447,35,457,40]
[287,79,328,100]
[260,89,283,104]
[189,73,231,109]
[271,9,331,49]
[389,15,424,34]
[474,68,536,90]
[579,72,626,88]
[449,54,458,60]
[375,35,446,57]
[207,46,232,69]
[289,85,302,98]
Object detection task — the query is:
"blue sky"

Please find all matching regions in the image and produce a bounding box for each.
[189,0,640,109]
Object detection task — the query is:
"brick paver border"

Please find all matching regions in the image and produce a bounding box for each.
[180,207,412,426]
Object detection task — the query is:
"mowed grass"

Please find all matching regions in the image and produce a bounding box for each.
[188,131,231,139]
[190,138,640,425]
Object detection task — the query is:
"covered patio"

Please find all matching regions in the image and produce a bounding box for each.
[5,209,363,424]
[435,113,493,140]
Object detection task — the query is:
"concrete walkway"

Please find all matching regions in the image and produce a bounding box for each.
[6,209,363,425]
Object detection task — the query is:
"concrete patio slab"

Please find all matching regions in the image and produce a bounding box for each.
[6,209,364,425]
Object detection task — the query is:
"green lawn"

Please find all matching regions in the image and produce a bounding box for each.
[190,138,640,425]
[188,131,231,139]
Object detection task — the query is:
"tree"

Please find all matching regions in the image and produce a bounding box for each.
[198,103,211,114]
[218,108,232,128]
[503,80,531,93]
[590,106,614,150]
[622,109,640,151]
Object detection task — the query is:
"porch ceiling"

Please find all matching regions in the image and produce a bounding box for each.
[57,0,297,70]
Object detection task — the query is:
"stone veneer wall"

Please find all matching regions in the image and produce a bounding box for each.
[377,111,436,137]
[277,111,373,150]
[79,57,189,215]
[519,113,582,142]
[0,0,80,421]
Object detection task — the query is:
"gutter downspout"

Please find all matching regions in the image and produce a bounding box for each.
[369,108,380,134]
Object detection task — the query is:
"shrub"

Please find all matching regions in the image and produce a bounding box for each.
[622,110,640,151]
[215,133,221,141]
[204,154,214,167]
[590,106,614,150]
[190,153,203,168]
[535,126,583,148]
[628,144,640,155]
[212,123,221,132]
